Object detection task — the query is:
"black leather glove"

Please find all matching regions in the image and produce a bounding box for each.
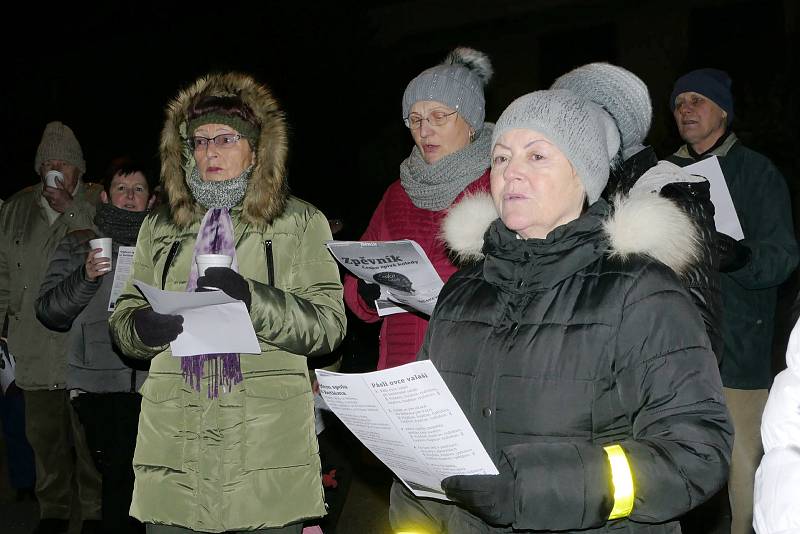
[716,232,751,273]
[357,278,381,309]
[197,267,252,311]
[441,466,515,526]
[132,307,184,347]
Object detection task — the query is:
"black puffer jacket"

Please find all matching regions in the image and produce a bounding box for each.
[607,147,722,363]
[392,198,732,533]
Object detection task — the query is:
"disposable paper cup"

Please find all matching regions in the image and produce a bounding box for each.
[89,238,113,272]
[196,254,232,277]
[44,170,63,188]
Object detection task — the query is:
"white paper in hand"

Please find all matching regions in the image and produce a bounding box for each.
[133,280,260,356]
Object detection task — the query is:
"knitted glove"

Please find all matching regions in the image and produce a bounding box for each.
[717,232,751,273]
[441,464,515,526]
[132,307,184,347]
[197,267,252,311]
[357,278,381,309]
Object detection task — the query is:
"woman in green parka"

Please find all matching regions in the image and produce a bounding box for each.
[109,72,346,533]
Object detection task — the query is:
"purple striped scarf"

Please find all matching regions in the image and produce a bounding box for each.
[183,208,243,397]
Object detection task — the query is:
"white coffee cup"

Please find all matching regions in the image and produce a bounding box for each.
[196,254,233,277]
[44,170,64,188]
[89,237,113,272]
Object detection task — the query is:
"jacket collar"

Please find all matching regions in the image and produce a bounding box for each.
[482,200,609,291]
[674,131,738,160]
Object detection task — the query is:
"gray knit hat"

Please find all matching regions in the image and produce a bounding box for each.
[402,47,493,130]
[34,121,86,174]
[492,90,621,204]
[551,62,651,160]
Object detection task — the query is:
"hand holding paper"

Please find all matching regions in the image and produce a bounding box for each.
[133,280,260,357]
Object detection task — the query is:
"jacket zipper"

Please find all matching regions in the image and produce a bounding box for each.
[162,241,181,290]
[264,240,275,286]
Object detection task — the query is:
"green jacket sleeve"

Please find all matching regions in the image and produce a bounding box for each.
[248,210,346,357]
[728,160,798,290]
[501,264,732,531]
[108,215,164,359]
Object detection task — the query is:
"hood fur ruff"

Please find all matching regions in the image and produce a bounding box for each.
[442,188,701,277]
[161,72,288,228]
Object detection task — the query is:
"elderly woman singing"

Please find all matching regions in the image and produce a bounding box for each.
[390,89,732,533]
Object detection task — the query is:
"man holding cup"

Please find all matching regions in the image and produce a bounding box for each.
[0,121,102,534]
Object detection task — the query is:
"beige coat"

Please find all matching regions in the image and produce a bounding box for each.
[0,181,100,389]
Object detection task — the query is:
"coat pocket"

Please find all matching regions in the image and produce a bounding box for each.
[242,375,315,470]
[133,378,186,470]
[77,319,126,370]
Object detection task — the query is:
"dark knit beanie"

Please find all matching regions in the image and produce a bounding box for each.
[670,68,734,125]
[34,121,86,174]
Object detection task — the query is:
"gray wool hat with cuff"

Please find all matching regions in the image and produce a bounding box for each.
[551,62,652,160]
[402,47,493,130]
[492,89,621,204]
[34,121,86,174]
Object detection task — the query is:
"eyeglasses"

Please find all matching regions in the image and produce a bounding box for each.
[404,110,458,130]
[189,134,244,150]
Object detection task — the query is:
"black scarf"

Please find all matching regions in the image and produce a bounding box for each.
[94,203,148,246]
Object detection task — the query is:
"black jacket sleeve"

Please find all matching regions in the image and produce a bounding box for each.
[36,231,100,332]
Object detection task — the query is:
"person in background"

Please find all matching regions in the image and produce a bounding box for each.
[343,47,494,370]
[36,157,156,534]
[667,68,799,534]
[753,317,800,533]
[108,72,346,534]
[0,121,103,534]
[390,89,732,533]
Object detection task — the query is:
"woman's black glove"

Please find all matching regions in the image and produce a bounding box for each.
[197,267,252,311]
[717,232,751,273]
[357,278,381,309]
[441,465,515,526]
[132,307,184,347]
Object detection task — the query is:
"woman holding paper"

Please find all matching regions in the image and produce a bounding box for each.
[343,47,495,370]
[108,73,346,533]
[35,157,154,534]
[389,90,733,532]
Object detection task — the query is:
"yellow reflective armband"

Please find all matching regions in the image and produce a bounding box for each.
[604,444,634,519]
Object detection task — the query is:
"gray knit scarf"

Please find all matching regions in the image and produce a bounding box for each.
[400,123,493,211]
[187,165,253,209]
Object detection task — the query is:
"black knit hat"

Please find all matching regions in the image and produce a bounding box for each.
[670,68,734,125]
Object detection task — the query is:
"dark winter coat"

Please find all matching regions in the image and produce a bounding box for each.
[390,195,732,533]
[608,146,723,363]
[36,228,147,393]
[667,133,799,389]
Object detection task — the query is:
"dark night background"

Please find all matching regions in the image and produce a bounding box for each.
[3,0,798,234]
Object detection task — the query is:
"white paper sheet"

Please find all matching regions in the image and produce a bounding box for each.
[682,156,745,240]
[317,360,498,500]
[133,280,260,357]
[108,246,136,311]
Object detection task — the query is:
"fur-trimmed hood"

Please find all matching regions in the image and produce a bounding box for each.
[442,163,702,277]
[161,72,288,228]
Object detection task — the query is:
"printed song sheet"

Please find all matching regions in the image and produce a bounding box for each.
[316,360,498,500]
[108,246,136,311]
[326,240,443,317]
